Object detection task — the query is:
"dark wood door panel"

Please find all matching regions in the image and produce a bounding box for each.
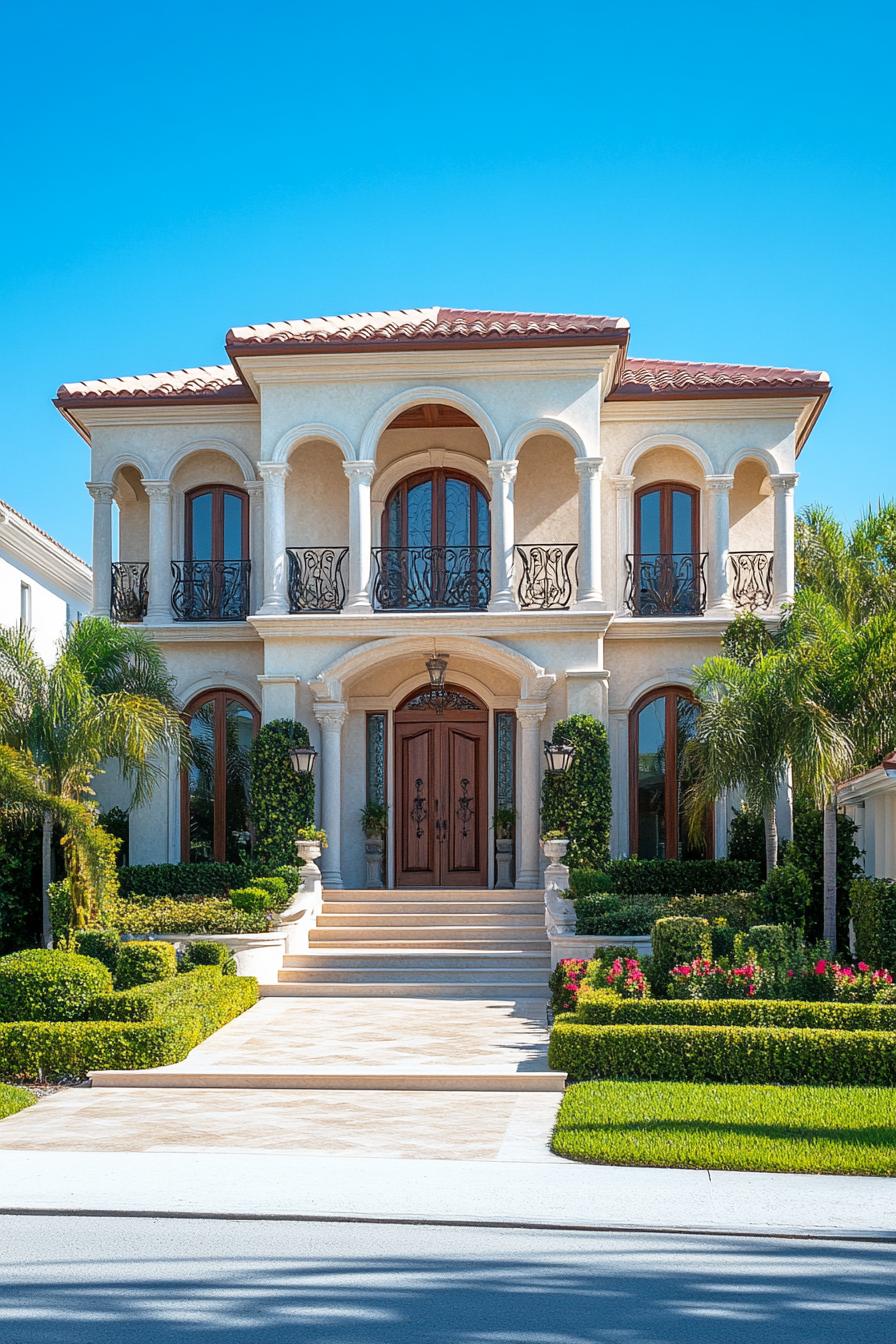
[444,725,486,885]
[396,724,437,885]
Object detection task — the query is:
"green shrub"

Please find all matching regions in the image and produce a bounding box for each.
[105,895,268,935]
[72,929,121,975]
[540,715,611,870]
[0,949,112,1022]
[710,918,736,961]
[271,865,302,893]
[115,941,177,989]
[548,1019,896,1085]
[573,990,896,1031]
[650,917,711,991]
[250,719,315,869]
[246,876,290,909]
[229,886,274,915]
[757,864,811,928]
[2,968,258,1079]
[603,859,760,895]
[117,862,257,901]
[181,941,236,975]
[569,869,615,899]
[49,879,73,942]
[574,890,757,938]
[0,823,41,954]
[733,923,796,964]
[852,878,896,970]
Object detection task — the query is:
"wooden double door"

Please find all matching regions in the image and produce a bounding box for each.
[394,693,488,887]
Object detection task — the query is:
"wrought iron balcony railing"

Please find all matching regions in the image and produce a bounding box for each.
[287,546,348,613]
[371,545,490,611]
[110,561,148,623]
[624,552,707,616]
[171,560,251,621]
[730,551,774,611]
[515,543,578,610]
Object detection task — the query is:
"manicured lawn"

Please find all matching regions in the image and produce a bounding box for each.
[0,1083,36,1122]
[552,1080,896,1176]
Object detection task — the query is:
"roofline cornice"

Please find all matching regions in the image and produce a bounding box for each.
[0,509,92,604]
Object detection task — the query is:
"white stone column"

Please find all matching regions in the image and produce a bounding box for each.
[245,480,264,615]
[86,483,115,618]
[515,701,546,888]
[142,480,173,624]
[487,460,518,611]
[343,460,375,612]
[612,475,635,613]
[258,462,290,615]
[314,702,347,889]
[574,457,604,609]
[771,473,798,608]
[705,474,734,613]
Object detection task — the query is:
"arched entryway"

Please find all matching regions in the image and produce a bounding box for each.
[394,684,489,887]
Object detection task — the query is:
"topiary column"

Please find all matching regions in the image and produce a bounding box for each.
[249,720,315,868]
[540,714,612,870]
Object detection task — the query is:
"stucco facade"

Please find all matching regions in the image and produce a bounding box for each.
[56,308,829,887]
[0,498,91,664]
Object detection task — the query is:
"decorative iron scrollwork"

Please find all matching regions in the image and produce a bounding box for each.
[404,688,481,712]
[515,543,578,609]
[730,551,774,611]
[410,778,428,839]
[624,553,707,616]
[456,777,474,839]
[287,547,348,613]
[111,561,148,623]
[171,560,251,621]
[371,545,490,611]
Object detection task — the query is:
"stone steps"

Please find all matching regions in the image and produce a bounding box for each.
[90,1066,565,1092]
[308,930,549,948]
[283,950,551,970]
[259,980,551,999]
[322,899,544,916]
[316,911,545,928]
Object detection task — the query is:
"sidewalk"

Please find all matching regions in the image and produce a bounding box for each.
[1,1146,893,1240]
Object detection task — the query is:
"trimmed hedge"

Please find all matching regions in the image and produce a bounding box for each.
[852,878,896,970]
[250,719,315,869]
[574,988,896,1031]
[115,941,177,989]
[229,885,276,916]
[106,896,268,935]
[548,1019,896,1085]
[117,862,258,900]
[181,942,236,975]
[0,950,112,1023]
[651,917,711,991]
[72,929,120,975]
[573,891,758,937]
[599,859,760,896]
[2,968,258,1079]
[540,714,612,870]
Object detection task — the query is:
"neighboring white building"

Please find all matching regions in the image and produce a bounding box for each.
[839,753,896,880]
[55,307,829,881]
[0,497,92,662]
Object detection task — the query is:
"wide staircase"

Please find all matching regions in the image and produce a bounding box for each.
[263,887,551,999]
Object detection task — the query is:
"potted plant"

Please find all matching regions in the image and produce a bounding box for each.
[492,806,516,888]
[541,829,569,864]
[541,830,573,934]
[295,825,327,865]
[360,802,388,889]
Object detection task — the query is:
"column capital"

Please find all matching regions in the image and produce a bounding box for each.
[141,479,172,499]
[704,474,735,492]
[611,474,636,494]
[314,701,348,731]
[244,479,264,496]
[574,456,604,478]
[770,472,799,493]
[515,700,547,728]
[343,459,376,484]
[258,461,291,483]
[487,459,518,485]
[86,481,115,504]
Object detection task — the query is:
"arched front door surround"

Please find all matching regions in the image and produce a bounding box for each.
[393,684,489,887]
[628,685,712,860]
[181,688,259,863]
[374,468,490,610]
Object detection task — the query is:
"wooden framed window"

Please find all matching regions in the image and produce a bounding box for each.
[628,686,712,859]
[181,689,259,862]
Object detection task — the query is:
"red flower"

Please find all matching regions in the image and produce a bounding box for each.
[858,962,870,973]
[814,959,828,975]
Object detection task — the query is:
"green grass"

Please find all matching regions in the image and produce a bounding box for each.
[552,1080,896,1176]
[0,1083,36,1121]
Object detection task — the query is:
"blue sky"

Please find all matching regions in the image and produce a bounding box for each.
[1,2,892,559]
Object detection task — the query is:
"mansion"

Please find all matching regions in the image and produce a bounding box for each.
[55,307,830,889]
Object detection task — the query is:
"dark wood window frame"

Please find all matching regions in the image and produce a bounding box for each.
[634,481,700,555]
[184,484,250,562]
[382,467,489,548]
[628,684,713,859]
[181,688,260,863]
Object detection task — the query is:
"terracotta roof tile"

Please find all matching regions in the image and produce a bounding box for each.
[226,306,630,351]
[55,364,252,406]
[611,358,830,398]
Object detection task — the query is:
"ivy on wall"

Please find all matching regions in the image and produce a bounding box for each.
[249,720,315,868]
[540,713,612,870]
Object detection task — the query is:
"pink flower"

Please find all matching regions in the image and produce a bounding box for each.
[787,969,795,978]
[747,984,757,997]
[814,959,828,975]
[858,962,870,973]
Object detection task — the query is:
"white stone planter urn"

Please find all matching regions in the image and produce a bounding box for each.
[495,838,514,889]
[542,836,575,935]
[365,836,385,889]
[296,838,323,901]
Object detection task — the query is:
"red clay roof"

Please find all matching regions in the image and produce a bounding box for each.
[55,364,252,407]
[610,358,830,399]
[225,306,630,353]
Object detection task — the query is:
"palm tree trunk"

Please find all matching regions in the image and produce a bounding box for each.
[763,803,778,876]
[41,810,53,948]
[822,797,838,948]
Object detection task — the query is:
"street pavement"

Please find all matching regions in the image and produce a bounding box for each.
[0,1213,894,1343]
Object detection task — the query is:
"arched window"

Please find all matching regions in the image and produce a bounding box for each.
[377,469,490,609]
[630,483,703,616]
[176,486,250,620]
[181,690,259,862]
[629,686,711,859]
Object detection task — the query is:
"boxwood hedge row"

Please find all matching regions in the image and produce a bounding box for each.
[575,988,896,1032]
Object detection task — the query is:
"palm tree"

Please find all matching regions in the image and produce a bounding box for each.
[684,633,850,878]
[780,590,896,944]
[0,618,188,942]
[796,501,896,625]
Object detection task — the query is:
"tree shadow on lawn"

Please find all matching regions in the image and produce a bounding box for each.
[556,1117,896,1151]
[1,1218,895,1344]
